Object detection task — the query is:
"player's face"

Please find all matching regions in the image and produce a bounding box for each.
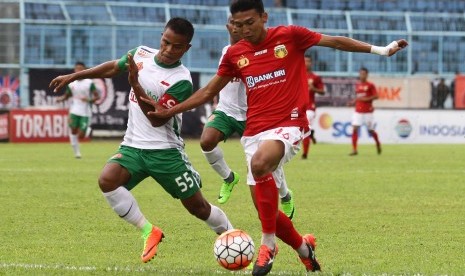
[359,70,368,82]
[304,57,312,71]
[74,64,85,73]
[227,18,242,44]
[157,28,191,65]
[231,10,268,45]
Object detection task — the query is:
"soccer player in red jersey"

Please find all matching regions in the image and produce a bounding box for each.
[349,67,381,156]
[301,55,325,159]
[141,1,407,274]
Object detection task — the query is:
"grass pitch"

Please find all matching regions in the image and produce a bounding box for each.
[0,140,464,275]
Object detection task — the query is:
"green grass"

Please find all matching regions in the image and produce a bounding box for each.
[1,140,464,275]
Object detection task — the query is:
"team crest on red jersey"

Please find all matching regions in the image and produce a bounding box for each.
[237,55,249,68]
[274,45,288,58]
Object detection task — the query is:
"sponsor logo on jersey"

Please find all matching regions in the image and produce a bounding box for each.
[245,69,286,88]
[136,62,143,71]
[254,49,267,56]
[137,49,150,57]
[237,55,249,69]
[160,81,170,87]
[274,45,288,58]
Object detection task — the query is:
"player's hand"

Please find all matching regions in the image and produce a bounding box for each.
[49,75,73,93]
[388,39,408,56]
[127,53,139,87]
[140,97,171,119]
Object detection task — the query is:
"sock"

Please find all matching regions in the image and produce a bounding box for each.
[141,221,153,237]
[261,233,276,250]
[202,147,231,180]
[255,174,279,234]
[351,130,358,152]
[205,204,233,235]
[275,211,303,249]
[103,186,146,229]
[371,130,381,147]
[297,240,311,258]
[69,134,81,156]
[302,137,310,156]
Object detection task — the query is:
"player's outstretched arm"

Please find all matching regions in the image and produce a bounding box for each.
[141,74,231,119]
[317,35,408,57]
[49,60,121,93]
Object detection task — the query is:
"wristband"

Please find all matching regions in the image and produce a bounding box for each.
[370,45,389,56]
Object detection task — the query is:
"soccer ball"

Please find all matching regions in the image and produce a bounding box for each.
[213,229,255,270]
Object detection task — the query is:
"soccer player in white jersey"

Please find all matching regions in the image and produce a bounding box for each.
[56,61,100,158]
[202,16,296,219]
[50,18,233,263]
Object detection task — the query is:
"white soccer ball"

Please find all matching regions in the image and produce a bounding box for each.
[213,229,255,270]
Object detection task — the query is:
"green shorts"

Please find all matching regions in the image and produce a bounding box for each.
[69,113,89,132]
[107,145,202,200]
[204,110,246,140]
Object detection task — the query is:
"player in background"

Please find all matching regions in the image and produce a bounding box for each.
[301,55,325,159]
[56,61,100,159]
[349,67,381,156]
[50,18,233,263]
[140,1,408,274]
[202,16,296,219]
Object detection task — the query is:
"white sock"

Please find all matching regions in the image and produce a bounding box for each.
[103,186,146,229]
[261,233,276,250]
[202,147,231,179]
[69,134,81,157]
[297,239,310,257]
[205,204,233,234]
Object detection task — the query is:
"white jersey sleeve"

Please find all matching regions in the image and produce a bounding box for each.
[215,45,247,121]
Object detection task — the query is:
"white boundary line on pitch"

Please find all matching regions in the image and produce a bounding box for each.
[0,262,234,274]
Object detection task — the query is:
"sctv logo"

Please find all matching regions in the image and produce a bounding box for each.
[319,113,377,137]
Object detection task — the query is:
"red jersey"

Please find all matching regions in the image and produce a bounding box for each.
[306,71,324,111]
[217,25,322,136]
[355,81,377,113]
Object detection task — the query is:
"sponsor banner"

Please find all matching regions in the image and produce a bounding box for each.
[0,111,9,142]
[455,75,465,109]
[371,76,431,108]
[0,74,20,109]
[315,77,357,107]
[314,76,432,109]
[29,69,130,132]
[314,107,465,144]
[9,109,70,142]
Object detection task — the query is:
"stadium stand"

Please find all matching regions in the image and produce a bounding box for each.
[1,0,465,77]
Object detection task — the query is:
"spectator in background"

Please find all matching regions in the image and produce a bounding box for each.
[56,61,100,158]
[436,78,449,109]
[450,71,460,108]
[349,67,381,156]
[301,54,325,159]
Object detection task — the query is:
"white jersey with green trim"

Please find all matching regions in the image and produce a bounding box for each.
[215,45,247,121]
[122,46,192,150]
[67,79,94,117]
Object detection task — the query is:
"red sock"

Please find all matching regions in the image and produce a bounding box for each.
[275,211,303,249]
[371,130,380,147]
[352,130,358,151]
[302,137,310,156]
[254,174,279,234]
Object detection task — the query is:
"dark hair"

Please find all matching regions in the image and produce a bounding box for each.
[230,0,264,15]
[360,67,369,73]
[75,61,86,67]
[165,17,194,43]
